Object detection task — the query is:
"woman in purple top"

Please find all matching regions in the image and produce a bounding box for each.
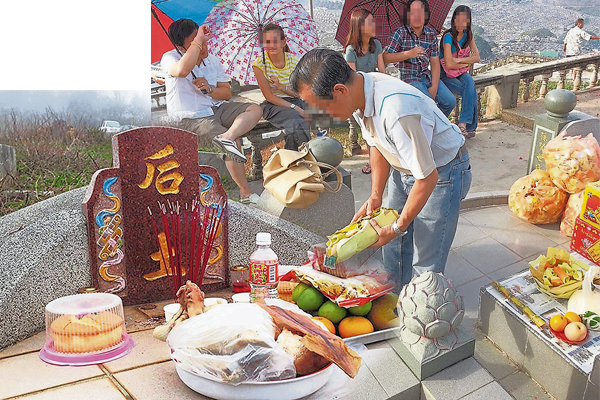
[439,5,480,139]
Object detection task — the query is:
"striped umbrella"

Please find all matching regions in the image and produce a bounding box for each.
[204,0,319,85]
[335,0,454,48]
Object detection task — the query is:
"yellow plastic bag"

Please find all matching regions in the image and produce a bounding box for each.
[509,169,567,224]
[543,132,600,194]
[560,190,585,237]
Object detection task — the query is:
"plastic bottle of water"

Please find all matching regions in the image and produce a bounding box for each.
[249,232,279,303]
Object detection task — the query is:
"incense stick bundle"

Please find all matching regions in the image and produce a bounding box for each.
[148,197,225,299]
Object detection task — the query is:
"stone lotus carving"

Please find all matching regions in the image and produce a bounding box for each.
[398,272,465,362]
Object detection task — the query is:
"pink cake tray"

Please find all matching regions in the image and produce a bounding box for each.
[39,334,135,366]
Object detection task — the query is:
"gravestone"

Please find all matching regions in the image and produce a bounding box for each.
[561,112,600,144]
[82,127,229,305]
[0,144,16,188]
[527,89,596,173]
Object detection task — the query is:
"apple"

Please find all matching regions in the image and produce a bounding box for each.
[367,293,400,331]
[564,321,587,342]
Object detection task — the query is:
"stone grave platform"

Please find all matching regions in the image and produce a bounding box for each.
[479,274,600,400]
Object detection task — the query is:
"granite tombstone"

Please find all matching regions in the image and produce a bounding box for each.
[82,127,229,305]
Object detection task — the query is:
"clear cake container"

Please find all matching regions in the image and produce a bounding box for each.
[39,292,134,366]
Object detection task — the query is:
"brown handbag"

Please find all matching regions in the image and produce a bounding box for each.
[263,145,343,209]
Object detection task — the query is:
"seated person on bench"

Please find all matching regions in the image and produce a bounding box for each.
[252,23,311,150]
[162,19,262,204]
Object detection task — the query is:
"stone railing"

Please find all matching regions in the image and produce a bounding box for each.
[468,53,600,119]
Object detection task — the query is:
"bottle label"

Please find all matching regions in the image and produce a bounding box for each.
[249,259,278,285]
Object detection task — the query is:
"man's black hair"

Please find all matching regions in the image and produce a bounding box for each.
[404,0,430,26]
[290,48,354,98]
[168,19,199,48]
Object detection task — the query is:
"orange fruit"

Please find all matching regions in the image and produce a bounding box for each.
[564,311,582,324]
[549,314,568,332]
[312,316,336,334]
[338,316,374,338]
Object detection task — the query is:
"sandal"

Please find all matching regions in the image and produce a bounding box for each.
[240,193,260,205]
[362,162,371,174]
[466,131,476,139]
[212,136,247,163]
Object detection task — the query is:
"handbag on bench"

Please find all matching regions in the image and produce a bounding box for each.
[263,144,343,209]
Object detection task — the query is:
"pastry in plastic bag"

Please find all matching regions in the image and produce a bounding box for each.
[560,191,585,237]
[543,132,600,194]
[509,169,567,224]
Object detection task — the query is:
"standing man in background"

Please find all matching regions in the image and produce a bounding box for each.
[564,18,600,56]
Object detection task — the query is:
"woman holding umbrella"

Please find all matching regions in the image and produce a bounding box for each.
[252,23,311,151]
[439,5,480,139]
[344,9,386,174]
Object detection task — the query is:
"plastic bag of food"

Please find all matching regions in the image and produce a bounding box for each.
[311,244,382,278]
[326,207,399,264]
[560,191,585,237]
[509,169,568,224]
[291,265,395,307]
[168,303,296,384]
[543,132,600,193]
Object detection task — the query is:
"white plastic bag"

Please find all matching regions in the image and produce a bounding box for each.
[568,265,600,315]
[168,303,296,384]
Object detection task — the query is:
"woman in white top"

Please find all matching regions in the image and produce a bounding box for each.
[344,8,386,174]
[252,23,310,150]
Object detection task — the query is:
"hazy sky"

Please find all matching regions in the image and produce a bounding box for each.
[0,90,149,113]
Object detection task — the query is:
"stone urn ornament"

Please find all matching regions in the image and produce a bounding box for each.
[393,272,474,379]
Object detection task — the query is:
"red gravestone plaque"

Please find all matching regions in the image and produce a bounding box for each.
[82,127,229,305]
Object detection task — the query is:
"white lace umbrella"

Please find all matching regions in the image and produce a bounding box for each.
[204,0,319,85]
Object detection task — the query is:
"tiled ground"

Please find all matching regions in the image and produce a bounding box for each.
[0,205,561,400]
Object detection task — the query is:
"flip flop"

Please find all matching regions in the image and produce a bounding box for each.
[212,136,247,163]
[362,162,371,174]
[240,193,259,205]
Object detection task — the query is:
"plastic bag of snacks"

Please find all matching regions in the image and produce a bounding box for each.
[291,265,395,307]
[542,132,600,194]
[509,169,567,224]
[560,190,585,237]
[326,207,399,265]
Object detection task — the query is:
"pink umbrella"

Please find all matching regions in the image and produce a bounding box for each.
[204,0,319,85]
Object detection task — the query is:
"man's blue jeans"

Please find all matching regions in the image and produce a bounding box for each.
[409,77,456,118]
[382,147,472,289]
[441,71,478,132]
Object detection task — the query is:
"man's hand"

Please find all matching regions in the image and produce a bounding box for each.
[352,195,382,223]
[296,107,306,118]
[193,77,210,92]
[428,85,437,99]
[409,46,425,58]
[368,219,397,248]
